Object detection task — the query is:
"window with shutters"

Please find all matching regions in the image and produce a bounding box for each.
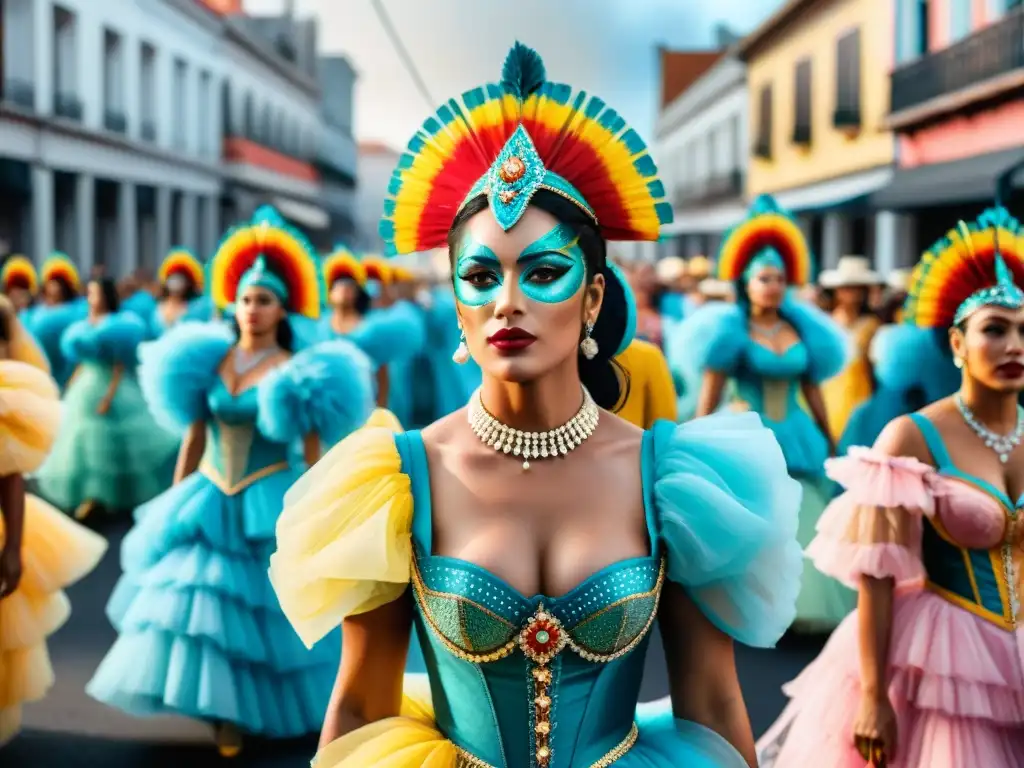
[834,29,861,129]
[792,59,812,145]
[754,84,772,159]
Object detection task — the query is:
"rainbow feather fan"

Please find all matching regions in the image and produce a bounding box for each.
[904,205,1024,329]
[41,252,81,293]
[717,195,812,286]
[1,255,39,294]
[323,246,366,288]
[207,205,324,319]
[379,42,672,255]
[159,248,205,290]
[362,256,393,285]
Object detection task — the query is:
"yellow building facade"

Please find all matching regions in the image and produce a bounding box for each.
[739,0,901,274]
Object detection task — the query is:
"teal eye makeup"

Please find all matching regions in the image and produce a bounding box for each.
[454,238,502,307]
[518,224,586,304]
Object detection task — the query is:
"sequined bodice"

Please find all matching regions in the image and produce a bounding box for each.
[198,380,290,494]
[397,431,662,768]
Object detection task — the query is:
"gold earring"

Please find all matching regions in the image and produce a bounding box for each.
[580,321,599,360]
[452,327,470,364]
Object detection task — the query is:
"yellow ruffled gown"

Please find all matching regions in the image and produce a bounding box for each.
[0,358,107,744]
[821,314,880,441]
[614,338,678,428]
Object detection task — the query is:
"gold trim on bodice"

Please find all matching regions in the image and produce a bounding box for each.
[198,420,288,496]
[454,723,639,768]
[200,460,290,496]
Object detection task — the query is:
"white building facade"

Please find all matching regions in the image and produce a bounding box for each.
[653,53,748,265]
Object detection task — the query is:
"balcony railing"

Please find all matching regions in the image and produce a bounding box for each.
[2,79,35,110]
[672,170,745,207]
[54,92,83,121]
[104,109,127,134]
[890,7,1024,116]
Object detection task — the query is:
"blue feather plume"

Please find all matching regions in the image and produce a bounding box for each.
[501,42,546,98]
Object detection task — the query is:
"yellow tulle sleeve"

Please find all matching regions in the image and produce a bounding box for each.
[0,360,61,476]
[269,425,414,649]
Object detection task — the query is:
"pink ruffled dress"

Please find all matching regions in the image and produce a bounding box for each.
[758,413,1024,767]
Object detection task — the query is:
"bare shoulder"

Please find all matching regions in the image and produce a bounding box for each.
[874,413,930,463]
[420,408,469,448]
[593,409,644,454]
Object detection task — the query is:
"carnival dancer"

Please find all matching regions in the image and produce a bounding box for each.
[758,204,1024,768]
[684,194,854,632]
[85,205,376,758]
[384,265,430,428]
[0,256,38,318]
[119,269,158,322]
[269,42,802,768]
[27,254,89,390]
[0,296,106,745]
[150,248,209,337]
[819,255,884,442]
[33,277,177,521]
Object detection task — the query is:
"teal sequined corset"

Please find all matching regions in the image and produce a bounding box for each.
[198,380,290,494]
[396,431,664,768]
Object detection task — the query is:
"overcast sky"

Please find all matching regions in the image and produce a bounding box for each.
[242,0,783,149]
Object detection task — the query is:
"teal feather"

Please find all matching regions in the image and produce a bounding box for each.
[501,42,546,98]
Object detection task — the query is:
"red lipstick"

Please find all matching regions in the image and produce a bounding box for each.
[488,327,536,352]
[997,362,1024,378]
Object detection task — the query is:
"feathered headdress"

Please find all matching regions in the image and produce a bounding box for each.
[904,205,1024,329]
[1,255,39,295]
[717,195,812,286]
[40,252,81,294]
[361,255,393,286]
[379,42,672,255]
[323,246,366,288]
[158,248,205,290]
[207,205,324,319]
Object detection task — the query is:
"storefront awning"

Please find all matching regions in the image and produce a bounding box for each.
[271,196,330,230]
[772,165,893,214]
[870,147,1024,210]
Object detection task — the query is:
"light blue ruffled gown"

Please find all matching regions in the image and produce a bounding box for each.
[86,322,375,737]
[33,312,179,513]
[394,411,802,767]
[147,297,215,338]
[679,296,856,630]
[23,297,88,389]
[665,302,737,422]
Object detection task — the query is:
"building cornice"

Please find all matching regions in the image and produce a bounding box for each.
[158,0,225,36]
[223,17,320,97]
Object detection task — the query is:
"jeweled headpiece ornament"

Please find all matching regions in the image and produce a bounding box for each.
[40,252,81,294]
[158,248,204,291]
[717,195,812,286]
[0,255,38,295]
[379,42,672,255]
[904,205,1024,329]
[207,205,324,319]
[323,246,366,289]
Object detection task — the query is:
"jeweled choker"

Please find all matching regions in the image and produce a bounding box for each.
[468,386,599,470]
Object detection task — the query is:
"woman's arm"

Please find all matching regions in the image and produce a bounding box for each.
[800,379,836,454]
[303,432,321,467]
[0,473,26,598]
[97,363,124,415]
[659,581,756,766]
[858,576,894,702]
[174,420,207,484]
[319,589,413,748]
[695,370,727,418]
[375,365,390,408]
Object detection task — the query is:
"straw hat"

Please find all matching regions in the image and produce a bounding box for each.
[886,268,911,293]
[655,256,686,282]
[687,255,711,278]
[698,278,734,301]
[819,255,882,288]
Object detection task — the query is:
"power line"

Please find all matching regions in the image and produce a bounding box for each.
[369,0,435,109]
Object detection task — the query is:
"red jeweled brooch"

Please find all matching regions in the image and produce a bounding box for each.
[499,155,526,183]
[518,607,566,665]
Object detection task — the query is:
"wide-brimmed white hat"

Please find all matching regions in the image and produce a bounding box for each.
[655,256,686,282]
[687,255,711,278]
[819,255,883,288]
[698,278,734,300]
[886,268,911,292]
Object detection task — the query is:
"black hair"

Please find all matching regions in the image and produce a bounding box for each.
[45,277,77,303]
[331,277,371,316]
[877,292,906,325]
[90,277,120,313]
[447,189,630,411]
[821,285,871,317]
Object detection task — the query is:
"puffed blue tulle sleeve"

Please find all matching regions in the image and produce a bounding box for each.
[348,302,428,367]
[91,312,148,365]
[28,302,81,355]
[871,323,958,398]
[138,321,233,435]
[59,318,96,365]
[650,414,802,647]
[187,295,214,322]
[257,338,375,446]
[121,290,157,321]
[672,302,746,374]
[779,293,849,383]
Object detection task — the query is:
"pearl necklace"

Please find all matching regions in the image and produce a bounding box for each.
[468,387,599,470]
[955,394,1024,464]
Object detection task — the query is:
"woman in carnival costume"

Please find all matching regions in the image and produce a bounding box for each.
[269,42,801,768]
[819,256,884,442]
[757,204,1024,768]
[150,248,210,337]
[0,256,38,317]
[0,296,107,745]
[33,277,178,522]
[684,194,854,632]
[85,205,376,758]
[384,264,430,427]
[26,254,89,390]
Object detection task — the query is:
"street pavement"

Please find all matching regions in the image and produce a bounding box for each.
[4,519,826,767]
